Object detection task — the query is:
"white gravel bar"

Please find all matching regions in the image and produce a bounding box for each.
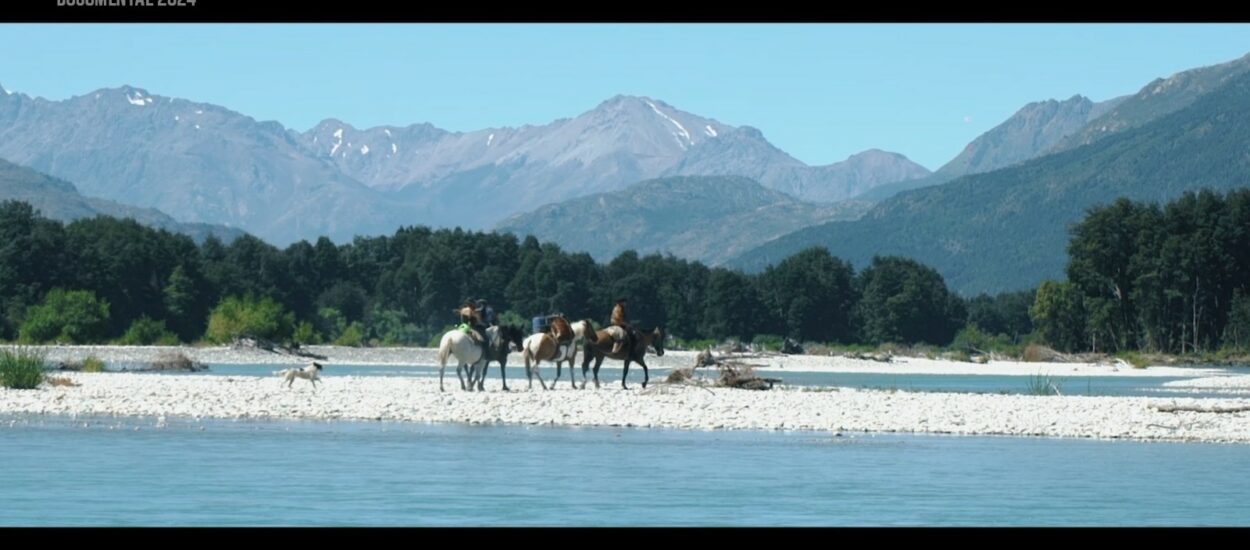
[4,346,1249,443]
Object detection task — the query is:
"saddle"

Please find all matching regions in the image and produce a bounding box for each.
[606,325,637,355]
[539,333,572,361]
[459,323,488,351]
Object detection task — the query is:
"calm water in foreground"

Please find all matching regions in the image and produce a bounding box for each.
[4,414,1250,526]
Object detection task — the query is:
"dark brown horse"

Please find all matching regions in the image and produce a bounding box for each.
[580,326,665,389]
[466,324,526,391]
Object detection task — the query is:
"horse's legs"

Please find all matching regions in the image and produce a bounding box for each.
[457,362,467,391]
[439,362,446,392]
[580,344,593,389]
[474,359,488,391]
[531,358,548,390]
[592,355,605,389]
[499,357,509,392]
[639,357,649,389]
[551,358,573,389]
[469,359,485,392]
[525,355,534,390]
[467,359,480,388]
[467,361,480,392]
[621,357,632,390]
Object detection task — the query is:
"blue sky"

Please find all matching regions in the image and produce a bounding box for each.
[1,24,1248,170]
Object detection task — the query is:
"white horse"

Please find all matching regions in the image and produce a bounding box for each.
[524,319,598,390]
[436,329,488,392]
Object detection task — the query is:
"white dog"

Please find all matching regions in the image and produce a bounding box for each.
[276,362,323,389]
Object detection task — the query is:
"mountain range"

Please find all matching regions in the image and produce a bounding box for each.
[0,157,243,243]
[5,51,1249,295]
[495,175,871,265]
[0,88,928,244]
[852,94,1128,201]
[729,54,1250,294]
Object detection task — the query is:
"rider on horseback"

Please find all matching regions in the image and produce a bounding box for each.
[457,299,489,355]
[609,298,636,355]
[476,298,498,327]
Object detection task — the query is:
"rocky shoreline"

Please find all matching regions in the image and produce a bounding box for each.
[4,345,1248,443]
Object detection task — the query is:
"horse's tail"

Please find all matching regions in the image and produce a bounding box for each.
[437,336,451,368]
[521,340,533,366]
[580,320,598,344]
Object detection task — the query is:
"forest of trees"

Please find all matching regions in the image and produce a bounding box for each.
[1033,189,1250,354]
[2,188,1248,356]
[0,199,989,348]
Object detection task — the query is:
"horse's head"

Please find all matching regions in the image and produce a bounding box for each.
[651,327,666,357]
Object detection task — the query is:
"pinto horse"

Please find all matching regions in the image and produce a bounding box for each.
[550,319,598,388]
[521,318,599,390]
[519,317,593,390]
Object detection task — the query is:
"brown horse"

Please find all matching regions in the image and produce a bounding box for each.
[580,326,665,389]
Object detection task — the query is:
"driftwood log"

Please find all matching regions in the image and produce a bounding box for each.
[687,349,783,390]
[844,351,894,363]
[147,352,210,372]
[113,351,210,372]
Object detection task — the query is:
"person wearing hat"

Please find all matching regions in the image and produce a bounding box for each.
[457,298,478,324]
[456,299,488,350]
[609,298,634,354]
[476,298,498,327]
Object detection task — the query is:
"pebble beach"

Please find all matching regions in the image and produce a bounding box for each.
[3,345,1249,443]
